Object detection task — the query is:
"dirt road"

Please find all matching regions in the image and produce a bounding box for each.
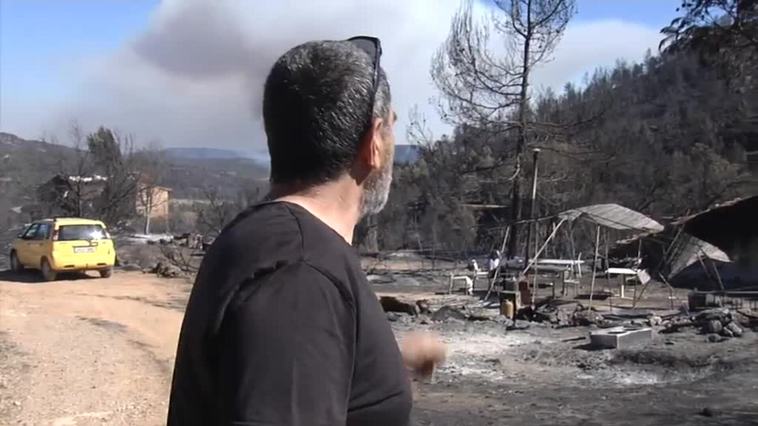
[0,271,189,425]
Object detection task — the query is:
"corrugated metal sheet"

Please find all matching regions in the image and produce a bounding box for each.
[667,234,731,279]
[559,203,664,232]
[670,195,758,258]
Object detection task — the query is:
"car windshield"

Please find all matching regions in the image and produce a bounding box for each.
[58,225,107,241]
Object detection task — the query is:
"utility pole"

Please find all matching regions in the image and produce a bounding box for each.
[524,148,541,262]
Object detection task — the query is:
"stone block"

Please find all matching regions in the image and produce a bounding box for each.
[589,326,652,349]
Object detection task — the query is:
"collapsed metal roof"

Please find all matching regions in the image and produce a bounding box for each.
[667,233,731,279]
[612,230,730,278]
[558,203,664,233]
[671,195,758,258]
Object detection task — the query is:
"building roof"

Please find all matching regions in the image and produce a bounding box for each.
[66,175,108,183]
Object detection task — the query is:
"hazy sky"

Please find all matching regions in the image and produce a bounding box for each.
[0,0,681,155]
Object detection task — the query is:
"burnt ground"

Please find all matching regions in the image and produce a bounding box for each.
[374,269,758,426]
[404,321,758,426]
[1,268,757,425]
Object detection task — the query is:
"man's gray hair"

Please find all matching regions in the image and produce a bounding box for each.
[263,40,391,185]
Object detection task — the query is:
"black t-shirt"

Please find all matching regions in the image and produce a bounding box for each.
[168,202,412,425]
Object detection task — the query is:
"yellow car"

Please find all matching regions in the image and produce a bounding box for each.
[10,218,116,281]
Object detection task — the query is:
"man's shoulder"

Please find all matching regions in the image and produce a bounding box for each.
[197,203,303,282]
[221,202,300,243]
[204,202,359,282]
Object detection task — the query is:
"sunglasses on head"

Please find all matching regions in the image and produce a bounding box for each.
[347,36,382,130]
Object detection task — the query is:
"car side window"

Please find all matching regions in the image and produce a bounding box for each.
[22,224,40,239]
[34,223,51,241]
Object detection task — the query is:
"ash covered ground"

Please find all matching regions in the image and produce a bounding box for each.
[369,267,758,426]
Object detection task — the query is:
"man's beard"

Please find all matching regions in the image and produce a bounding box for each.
[360,159,393,218]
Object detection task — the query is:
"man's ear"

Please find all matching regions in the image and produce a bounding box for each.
[357,117,386,173]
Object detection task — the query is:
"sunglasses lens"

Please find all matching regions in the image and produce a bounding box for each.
[347,36,381,131]
[347,37,380,65]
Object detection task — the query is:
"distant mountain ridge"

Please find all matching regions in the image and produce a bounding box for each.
[165,144,423,166]
[0,132,268,200]
[163,147,249,160]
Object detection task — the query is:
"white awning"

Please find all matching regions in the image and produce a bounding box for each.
[559,203,664,233]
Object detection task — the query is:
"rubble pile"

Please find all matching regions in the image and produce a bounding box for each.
[661,308,748,340]
[146,262,183,278]
[380,296,503,325]
[529,299,614,328]
[377,293,756,342]
[379,296,421,316]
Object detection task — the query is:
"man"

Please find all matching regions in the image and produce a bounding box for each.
[168,37,444,426]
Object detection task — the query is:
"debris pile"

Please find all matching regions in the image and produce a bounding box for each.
[380,297,502,325]
[377,290,756,341]
[430,306,467,322]
[379,296,420,316]
[661,308,748,340]
[146,262,183,278]
[527,299,614,328]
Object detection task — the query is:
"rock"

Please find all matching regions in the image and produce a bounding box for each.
[726,321,744,337]
[493,315,514,327]
[699,407,719,417]
[386,312,401,322]
[695,308,731,323]
[573,310,604,326]
[733,311,753,327]
[532,300,578,325]
[416,299,431,314]
[465,307,493,322]
[418,316,431,325]
[554,309,573,325]
[647,315,663,327]
[704,319,723,335]
[397,314,413,325]
[164,264,182,278]
[507,320,531,331]
[379,296,419,316]
[721,328,734,338]
[431,306,467,322]
[661,318,694,334]
[151,262,182,278]
[707,334,720,343]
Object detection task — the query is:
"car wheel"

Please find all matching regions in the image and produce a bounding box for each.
[99,268,113,278]
[10,251,24,272]
[41,259,57,282]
